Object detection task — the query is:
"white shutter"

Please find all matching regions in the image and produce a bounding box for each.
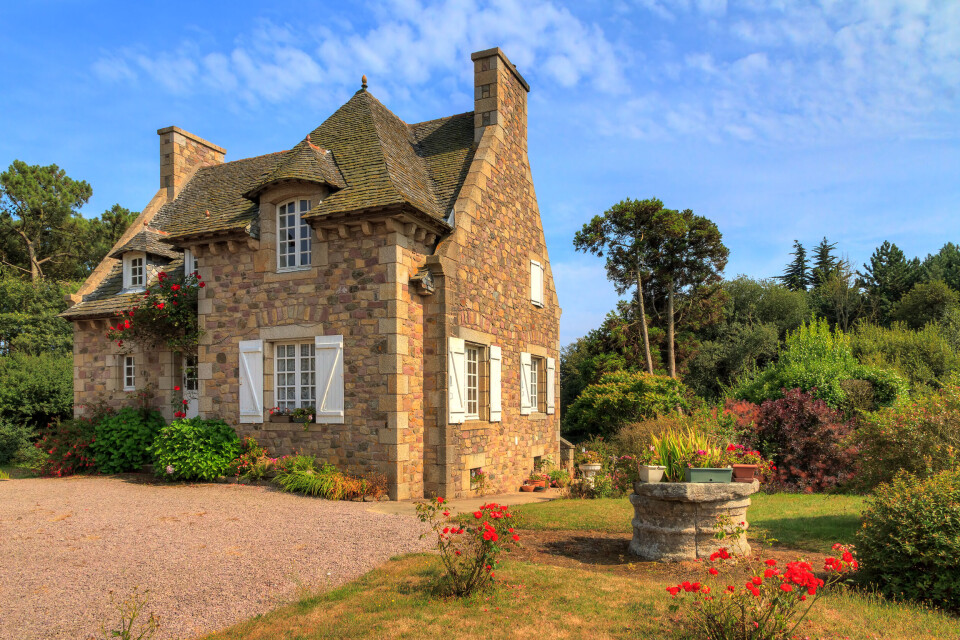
[489,345,502,422]
[520,352,532,415]
[315,335,344,423]
[448,337,466,424]
[546,356,556,415]
[239,339,263,423]
[530,260,544,307]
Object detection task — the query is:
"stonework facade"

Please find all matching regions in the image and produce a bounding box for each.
[64,47,560,500]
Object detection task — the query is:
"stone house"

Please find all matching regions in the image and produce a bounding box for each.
[62,47,561,499]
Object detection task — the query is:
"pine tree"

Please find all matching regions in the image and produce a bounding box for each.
[778,240,810,292]
[858,241,920,325]
[811,237,839,288]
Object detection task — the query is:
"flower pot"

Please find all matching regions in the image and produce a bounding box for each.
[684,467,733,483]
[638,465,666,483]
[732,464,759,483]
[269,414,291,423]
[531,480,546,488]
[520,484,536,492]
[578,463,601,477]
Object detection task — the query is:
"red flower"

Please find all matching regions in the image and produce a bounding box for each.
[765,559,777,567]
[174,386,181,391]
[199,282,206,288]
[709,567,719,576]
[667,586,680,597]
[474,511,482,519]
[780,583,794,592]
[182,399,189,405]
[511,534,519,542]
[156,302,165,310]
[171,284,181,291]
[751,576,762,586]
[436,497,444,504]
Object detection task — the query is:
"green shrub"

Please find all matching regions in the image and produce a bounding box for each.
[0,352,73,430]
[851,321,960,393]
[564,370,690,439]
[273,455,386,501]
[856,470,960,612]
[651,427,713,483]
[0,420,33,465]
[92,407,165,474]
[150,417,240,481]
[733,318,907,409]
[851,379,960,490]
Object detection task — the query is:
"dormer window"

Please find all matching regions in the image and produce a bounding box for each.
[123,252,146,291]
[277,199,312,271]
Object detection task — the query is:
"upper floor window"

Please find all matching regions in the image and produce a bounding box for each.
[277,199,312,270]
[530,259,544,307]
[123,252,146,291]
[123,355,136,391]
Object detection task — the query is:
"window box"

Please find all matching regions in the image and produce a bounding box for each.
[269,414,292,423]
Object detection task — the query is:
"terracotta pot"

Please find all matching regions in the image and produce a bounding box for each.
[520,484,536,492]
[530,480,546,488]
[732,464,759,483]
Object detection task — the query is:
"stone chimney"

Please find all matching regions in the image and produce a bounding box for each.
[157,126,226,201]
[471,47,530,144]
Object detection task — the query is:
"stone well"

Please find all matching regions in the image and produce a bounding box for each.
[628,480,760,562]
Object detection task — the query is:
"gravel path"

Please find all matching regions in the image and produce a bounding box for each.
[0,476,430,640]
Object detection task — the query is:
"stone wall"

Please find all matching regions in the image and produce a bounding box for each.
[194,182,433,496]
[430,48,562,498]
[72,323,177,419]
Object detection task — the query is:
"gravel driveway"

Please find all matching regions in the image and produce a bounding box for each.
[0,476,429,640]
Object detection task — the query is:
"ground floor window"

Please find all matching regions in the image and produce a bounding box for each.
[275,342,316,411]
[123,355,136,391]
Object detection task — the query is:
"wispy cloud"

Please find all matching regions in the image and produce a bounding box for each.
[92,0,626,110]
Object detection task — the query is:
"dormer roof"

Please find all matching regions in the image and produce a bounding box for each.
[107,229,179,260]
[242,137,346,199]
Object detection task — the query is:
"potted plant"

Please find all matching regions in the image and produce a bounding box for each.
[724,444,775,483]
[291,406,316,431]
[578,449,602,479]
[268,407,291,423]
[637,445,666,483]
[683,448,733,483]
[527,471,549,489]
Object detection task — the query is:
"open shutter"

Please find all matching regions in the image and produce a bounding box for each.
[546,356,556,415]
[315,335,344,423]
[530,260,544,307]
[489,345,502,422]
[239,339,263,423]
[520,351,532,415]
[448,337,466,424]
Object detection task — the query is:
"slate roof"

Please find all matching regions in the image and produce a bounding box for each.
[108,229,180,260]
[61,258,185,320]
[64,88,476,319]
[243,138,346,198]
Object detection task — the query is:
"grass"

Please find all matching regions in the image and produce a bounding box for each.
[513,492,866,552]
[202,554,960,640]
[0,463,33,479]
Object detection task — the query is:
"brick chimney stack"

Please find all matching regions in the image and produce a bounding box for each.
[471,48,530,145]
[157,126,226,201]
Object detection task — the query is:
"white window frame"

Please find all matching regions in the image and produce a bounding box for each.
[274,341,316,411]
[183,248,199,277]
[465,344,480,420]
[276,199,312,271]
[122,252,146,291]
[123,355,136,391]
[529,356,540,412]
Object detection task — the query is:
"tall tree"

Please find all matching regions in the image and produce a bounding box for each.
[0,160,92,281]
[574,198,666,374]
[810,236,840,288]
[815,259,864,332]
[922,243,960,292]
[647,208,729,378]
[858,241,921,324]
[778,240,811,291]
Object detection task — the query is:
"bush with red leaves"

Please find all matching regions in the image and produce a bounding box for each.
[752,388,856,492]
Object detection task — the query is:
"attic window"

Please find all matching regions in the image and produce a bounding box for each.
[122,252,146,291]
[277,199,312,271]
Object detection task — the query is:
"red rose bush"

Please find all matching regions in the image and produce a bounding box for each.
[666,543,858,639]
[415,497,521,596]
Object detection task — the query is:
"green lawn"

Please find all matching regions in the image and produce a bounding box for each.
[514,492,866,553]
[202,554,960,640]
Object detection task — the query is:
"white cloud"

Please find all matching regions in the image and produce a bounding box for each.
[91,0,626,109]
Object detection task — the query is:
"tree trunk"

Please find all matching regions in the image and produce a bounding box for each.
[636,271,654,374]
[19,231,41,282]
[667,280,676,378]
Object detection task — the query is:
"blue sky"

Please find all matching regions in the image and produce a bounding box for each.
[1,0,957,345]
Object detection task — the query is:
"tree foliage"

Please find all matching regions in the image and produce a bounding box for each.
[858,241,920,325]
[778,240,811,292]
[892,280,959,330]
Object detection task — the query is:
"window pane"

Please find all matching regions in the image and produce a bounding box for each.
[299,199,310,212]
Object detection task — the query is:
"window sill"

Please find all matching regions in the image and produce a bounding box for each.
[526,412,548,421]
[276,266,312,273]
[264,266,318,283]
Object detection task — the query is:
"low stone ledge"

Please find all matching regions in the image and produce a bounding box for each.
[628,480,760,562]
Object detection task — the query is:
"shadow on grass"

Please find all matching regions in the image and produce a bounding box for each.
[751,513,862,550]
